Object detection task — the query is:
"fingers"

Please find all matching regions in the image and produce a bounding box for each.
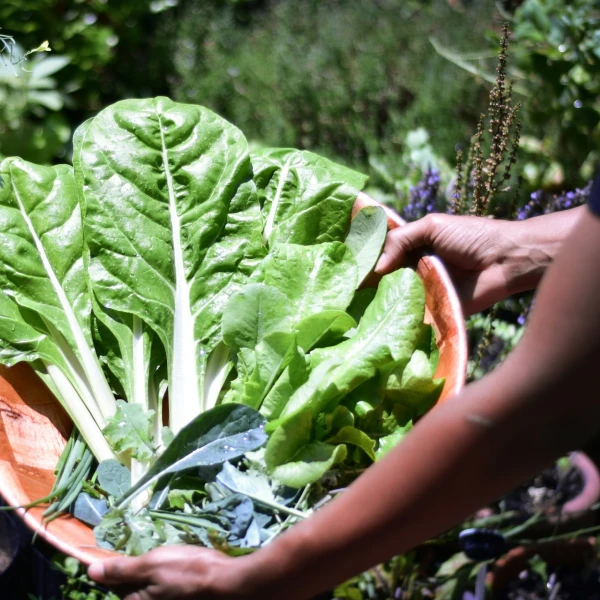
[375,216,435,274]
[88,556,152,588]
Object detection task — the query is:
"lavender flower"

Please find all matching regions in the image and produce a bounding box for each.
[516,181,592,221]
[516,190,545,221]
[401,168,441,222]
[548,180,592,212]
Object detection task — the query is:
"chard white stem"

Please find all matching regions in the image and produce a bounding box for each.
[12,175,116,422]
[158,113,201,433]
[43,319,107,427]
[132,316,147,412]
[203,342,232,412]
[41,361,116,463]
[149,375,163,450]
[130,458,151,509]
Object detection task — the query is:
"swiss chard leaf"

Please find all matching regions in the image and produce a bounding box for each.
[252,148,368,248]
[76,98,265,433]
[222,284,291,352]
[0,158,116,426]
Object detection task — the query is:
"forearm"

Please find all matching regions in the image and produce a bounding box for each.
[239,208,600,599]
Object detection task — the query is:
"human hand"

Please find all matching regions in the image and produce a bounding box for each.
[87,545,261,600]
[374,213,536,316]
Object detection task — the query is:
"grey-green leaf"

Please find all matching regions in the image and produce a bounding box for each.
[97,459,132,498]
[73,492,109,527]
[117,404,267,508]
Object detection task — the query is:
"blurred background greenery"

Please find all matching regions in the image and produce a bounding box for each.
[2,0,598,202]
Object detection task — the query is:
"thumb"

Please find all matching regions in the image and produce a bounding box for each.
[88,557,150,587]
[375,217,434,274]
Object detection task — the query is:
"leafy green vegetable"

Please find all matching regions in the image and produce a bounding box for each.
[326,426,376,461]
[117,404,267,508]
[77,98,265,433]
[376,422,414,460]
[280,268,426,421]
[265,408,347,488]
[0,158,116,463]
[345,206,388,285]
[103,400,156,462]
[385,350,445,417]
[252,148,368,248]
[73,492,109,527]
[0,95,448,556]
[97,459,132,498]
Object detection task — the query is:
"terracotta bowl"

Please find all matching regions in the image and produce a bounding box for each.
[0,194,467,564]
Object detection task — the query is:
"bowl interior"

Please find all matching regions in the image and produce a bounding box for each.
[0,196,467,564]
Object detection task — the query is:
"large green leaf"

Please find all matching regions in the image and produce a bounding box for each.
[259,347,309,421]
[223,331,298,409]
[223,242,358,411]
[0,158,115,425]
[222,284,291,352]
[75,98,264,432]
[265,408,346,488]
[280,268,426,420]
[385,349,445,417]
[252,148,368,248]
[258,242,358,324]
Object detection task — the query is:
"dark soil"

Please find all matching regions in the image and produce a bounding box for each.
[497,564,600,600]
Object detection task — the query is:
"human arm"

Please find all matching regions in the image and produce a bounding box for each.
[89,207,600,600]
[375,207,585,315]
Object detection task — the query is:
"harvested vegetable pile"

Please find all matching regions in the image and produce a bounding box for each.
[0,97,443,554]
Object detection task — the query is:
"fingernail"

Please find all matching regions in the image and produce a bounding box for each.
[88,562,105,581]
[374,255,387,274]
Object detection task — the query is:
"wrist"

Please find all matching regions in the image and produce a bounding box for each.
[500,219,551,294]
[235,523,338,600]
[232,540,308,600]
[498,209,579,295]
